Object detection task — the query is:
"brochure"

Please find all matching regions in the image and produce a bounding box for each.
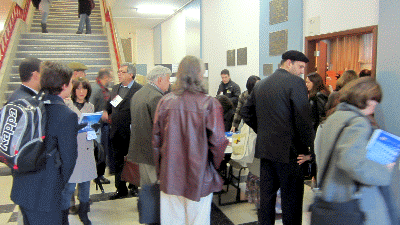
[366,129,400,165]
[78,111,103,134]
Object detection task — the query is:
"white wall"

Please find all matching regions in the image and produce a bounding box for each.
[202,0,260,96]
[161,11,186,64]
[303,0,379,37]
[136,29,154,70]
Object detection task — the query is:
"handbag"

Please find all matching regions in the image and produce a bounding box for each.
[309,117,366,225]
[137,183,160,224]
[121,159,140,186]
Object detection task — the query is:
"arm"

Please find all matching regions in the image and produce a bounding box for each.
[206,100,229,169]
[231,92,246,129]
[216,83,223,96]
[149,95,163,123]
[152,101,163,178]
[336,118,392,185]
[59,113,79,184]
[291,79,315,147]
[229,83,241,106]
[241,90,257,133]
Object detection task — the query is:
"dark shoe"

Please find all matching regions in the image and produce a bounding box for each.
[76,31,82,34]
[61,209,69,225]
[41,23,48,33]
[94,178,105,193]
[109,191,129,200]
[99,176,110,184]
[78,202,92,225]
[69,205,78,215]
[85,32,91,34]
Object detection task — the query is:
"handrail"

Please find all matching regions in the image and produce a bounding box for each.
[0,0,31,71]
[101,0,121,68]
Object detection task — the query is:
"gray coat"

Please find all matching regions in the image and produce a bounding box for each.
[127,84,163,165]
[315,103,393,225]
[66,101,97,183]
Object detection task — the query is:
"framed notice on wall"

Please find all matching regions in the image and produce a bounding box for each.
[269,29,288,56]
[237,47,247,66]
[227,49,236,66]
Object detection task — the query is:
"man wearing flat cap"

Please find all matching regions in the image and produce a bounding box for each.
[242,50,314,225]
[68,62,88,79]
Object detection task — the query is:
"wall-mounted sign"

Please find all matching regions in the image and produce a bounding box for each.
[263,64,273,77]
[237,47,247,66]
[269,29,288,56]
[269,0,288,25]
[227,49,236,66]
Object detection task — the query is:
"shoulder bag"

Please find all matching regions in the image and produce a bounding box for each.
[309,117,366,225]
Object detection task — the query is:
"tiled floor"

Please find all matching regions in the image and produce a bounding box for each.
[0,164,313,225]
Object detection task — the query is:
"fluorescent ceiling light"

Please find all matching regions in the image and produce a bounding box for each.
[137,6,175,14]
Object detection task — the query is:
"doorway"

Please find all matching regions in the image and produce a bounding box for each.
[305,26,377,89]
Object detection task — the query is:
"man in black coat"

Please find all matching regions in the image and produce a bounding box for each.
[241,50,314,225]
[106,63,142,199]
[11,61,78,224]
[7,57,42,104]
[216,69,241,108]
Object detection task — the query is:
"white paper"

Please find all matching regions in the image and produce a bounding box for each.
[87,130,97,140]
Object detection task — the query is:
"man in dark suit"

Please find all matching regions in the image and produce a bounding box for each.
[127,65,171,188]
[106,62,142,199]
[7,57,42,104]
[241,50,314,225]
[11,61,78,224]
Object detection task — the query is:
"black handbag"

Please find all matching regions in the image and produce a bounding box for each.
[137,183,160,224]
[309,118,366,225]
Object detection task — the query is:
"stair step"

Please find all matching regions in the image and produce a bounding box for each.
[18,40,108,46]
[31,24,103,30]
[21,33,107,41]
[29,28,103,34]
[32,20,103,26]
[10,65,111,74]
[17,45,109,52]
[12,58,111,66]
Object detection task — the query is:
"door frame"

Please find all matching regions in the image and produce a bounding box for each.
[304,25,378,78]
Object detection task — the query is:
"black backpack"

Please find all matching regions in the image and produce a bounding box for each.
[0,92,55,173]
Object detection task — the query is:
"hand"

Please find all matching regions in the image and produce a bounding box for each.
[230,127,236,132]
[297,154,311,165]
[101,111,108,122]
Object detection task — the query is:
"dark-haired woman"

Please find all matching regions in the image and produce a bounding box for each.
[61,77,97,225]
[230,75,261,132]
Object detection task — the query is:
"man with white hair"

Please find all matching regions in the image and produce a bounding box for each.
[127,65,171,188]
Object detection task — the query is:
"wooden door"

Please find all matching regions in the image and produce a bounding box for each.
[316,41,327,83]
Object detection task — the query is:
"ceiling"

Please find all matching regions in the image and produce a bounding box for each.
[110,0,192,29]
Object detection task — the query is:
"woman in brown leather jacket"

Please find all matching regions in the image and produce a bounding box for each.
[153,55,229,225]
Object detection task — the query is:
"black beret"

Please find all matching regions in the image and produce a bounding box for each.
[282,50,309,63]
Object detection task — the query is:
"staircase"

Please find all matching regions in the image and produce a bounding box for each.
[5,0,112,100]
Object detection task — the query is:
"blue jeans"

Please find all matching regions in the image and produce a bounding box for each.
[61,181,91,210]
[41,11,48,24]
[78,13,91,34]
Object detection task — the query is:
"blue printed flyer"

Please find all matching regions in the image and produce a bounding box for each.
[78,111,103,133]
[366,129,400,165]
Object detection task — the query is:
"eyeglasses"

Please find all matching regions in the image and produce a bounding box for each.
[118,70,128,74]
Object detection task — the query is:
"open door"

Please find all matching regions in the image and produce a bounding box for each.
[316,41,327,83]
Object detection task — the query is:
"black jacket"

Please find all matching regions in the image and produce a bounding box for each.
[217,80,241,108]
[241,68,314,163]
[107,82,142,155]
[78,0,92,16]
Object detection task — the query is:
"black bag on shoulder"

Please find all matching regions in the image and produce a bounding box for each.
[0,92,56,173]
[309,118,366,225]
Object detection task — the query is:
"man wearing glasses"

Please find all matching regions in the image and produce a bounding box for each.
[106,63,142,199]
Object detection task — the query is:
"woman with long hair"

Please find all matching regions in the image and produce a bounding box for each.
[231,75,261,132]
[61,77,97,225]
[153,56,228,224]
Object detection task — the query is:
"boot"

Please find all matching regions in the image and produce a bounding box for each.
[61,209,69,225]
[41,23,48,33]
[78,202,92,225]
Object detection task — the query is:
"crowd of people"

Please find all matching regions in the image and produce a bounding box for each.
[4,50,398,225]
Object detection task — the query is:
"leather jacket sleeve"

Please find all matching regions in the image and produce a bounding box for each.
[206,100,229,169]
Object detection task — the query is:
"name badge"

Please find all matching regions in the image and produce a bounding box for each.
[110,95,123,107]
[227,90,231,94]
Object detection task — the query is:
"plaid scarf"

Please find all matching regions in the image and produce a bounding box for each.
[96,78,110,102]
